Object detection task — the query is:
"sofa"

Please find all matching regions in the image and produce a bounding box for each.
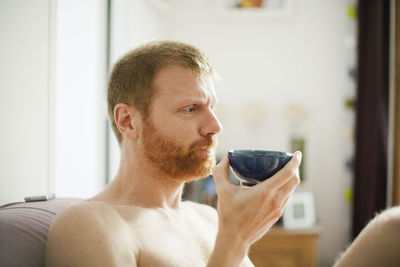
[0,198,81,267]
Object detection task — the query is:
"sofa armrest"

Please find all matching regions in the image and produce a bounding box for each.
[0,198,82,267]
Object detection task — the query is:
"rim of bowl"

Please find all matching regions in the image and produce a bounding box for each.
[228,150,293,157]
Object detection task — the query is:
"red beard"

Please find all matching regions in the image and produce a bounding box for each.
[142,120,217,182]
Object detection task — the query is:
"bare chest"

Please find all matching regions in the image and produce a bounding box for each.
[137,225,216,267]
[119,206,218,267]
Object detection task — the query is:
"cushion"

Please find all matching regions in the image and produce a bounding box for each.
[0,198,81,267]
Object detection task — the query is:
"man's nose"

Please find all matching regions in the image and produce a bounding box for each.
[200,110,223,137]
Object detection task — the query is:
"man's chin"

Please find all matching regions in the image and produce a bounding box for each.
[178,158,215,182]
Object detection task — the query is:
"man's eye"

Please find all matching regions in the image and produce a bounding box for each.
[183,105,197,113]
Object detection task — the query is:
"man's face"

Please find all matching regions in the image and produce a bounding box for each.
[140,65,222,182]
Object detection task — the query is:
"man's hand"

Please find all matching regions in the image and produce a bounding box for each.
[208,151,302,267]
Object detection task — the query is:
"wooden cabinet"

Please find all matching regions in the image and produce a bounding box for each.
[249,227,321,267]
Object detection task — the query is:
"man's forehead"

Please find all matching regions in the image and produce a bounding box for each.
[180,79,217,107]
[153,65,218,102]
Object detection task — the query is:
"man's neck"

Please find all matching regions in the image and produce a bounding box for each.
[92,150,186,210]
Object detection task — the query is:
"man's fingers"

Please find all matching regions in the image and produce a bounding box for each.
[212,155,232,192]
[279,168,300,196]
[277,174,299,207]
[262,151,302,190]
[280,188,295,210]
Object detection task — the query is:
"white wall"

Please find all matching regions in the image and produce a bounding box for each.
[109,0,356,266]
[0,0,53,204]
[0,0,108,204]
[54,0,108,198]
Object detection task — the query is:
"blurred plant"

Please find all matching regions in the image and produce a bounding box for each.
[283,102,308,182]
[344,97,356,110]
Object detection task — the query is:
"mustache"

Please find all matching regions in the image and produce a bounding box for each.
[190,136,218,150]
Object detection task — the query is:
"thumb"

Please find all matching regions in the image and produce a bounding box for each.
[212,155,231,191]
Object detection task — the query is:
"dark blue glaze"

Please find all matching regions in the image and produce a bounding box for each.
[228,150,293,185]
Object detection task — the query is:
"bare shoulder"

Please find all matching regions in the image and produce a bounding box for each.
[183,201,218,224]
[45,201,137,267]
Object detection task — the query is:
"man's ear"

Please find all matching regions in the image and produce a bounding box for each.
[114,103,140,140]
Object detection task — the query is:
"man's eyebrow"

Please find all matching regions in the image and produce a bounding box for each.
[176,95,217,106]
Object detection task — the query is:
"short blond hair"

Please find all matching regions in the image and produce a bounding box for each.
[107,40,214,143]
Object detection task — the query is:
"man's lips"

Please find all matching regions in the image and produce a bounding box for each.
[191,137,217,150]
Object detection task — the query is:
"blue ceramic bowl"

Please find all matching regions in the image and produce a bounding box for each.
[228,150,293,186]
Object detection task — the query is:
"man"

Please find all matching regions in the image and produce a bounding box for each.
[45,40,302,266]
[333,206,400,266]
